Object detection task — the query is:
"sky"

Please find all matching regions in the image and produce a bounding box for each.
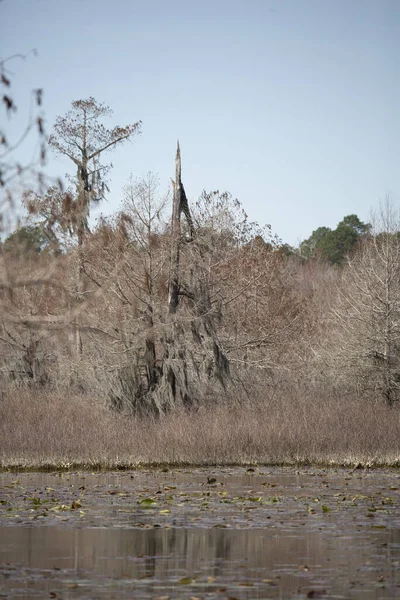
[2,0,399,245]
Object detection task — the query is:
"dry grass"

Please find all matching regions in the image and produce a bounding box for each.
[0,386,399,470]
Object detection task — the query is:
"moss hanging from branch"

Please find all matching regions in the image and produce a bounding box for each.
[113,143,230,416]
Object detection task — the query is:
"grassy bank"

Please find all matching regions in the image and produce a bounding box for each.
[1,388,399,470]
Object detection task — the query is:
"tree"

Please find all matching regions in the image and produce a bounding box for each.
[322,200,400,406]
[3,225,48,256]
[74,146,237,415]
[320,215,370,265]
[70,171,171,412]
[162,146,231,406]
[300,215,370,265]
[113,146,232,413]
[48,97,141,354]
[300,226,331,260]
[120,172,170,400]
[49,97,142,247]
[340,214,371,237]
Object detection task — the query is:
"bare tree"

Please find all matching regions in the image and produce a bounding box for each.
[48,97,141,354]
[74,147,233,415]
[160,145,231,407]
[120,172,170,397]
[322,198,400,406]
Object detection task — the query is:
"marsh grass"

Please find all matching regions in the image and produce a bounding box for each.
[1,386,399,469]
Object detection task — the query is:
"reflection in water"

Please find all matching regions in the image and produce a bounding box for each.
[1,467,400,599]
[1,525,399,599]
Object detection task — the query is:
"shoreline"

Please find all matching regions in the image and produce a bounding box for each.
[1,459,400,473]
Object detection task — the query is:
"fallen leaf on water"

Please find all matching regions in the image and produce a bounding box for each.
[139,498,156,507]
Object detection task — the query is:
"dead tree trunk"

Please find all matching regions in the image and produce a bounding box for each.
[114,143,230,416]
[75,161,88,357]
[167,142,182,313]
[154,142,230,412]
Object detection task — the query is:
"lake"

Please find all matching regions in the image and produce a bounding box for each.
[0,467,399,598]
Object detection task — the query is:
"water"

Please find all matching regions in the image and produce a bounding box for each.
[0,467,399,598]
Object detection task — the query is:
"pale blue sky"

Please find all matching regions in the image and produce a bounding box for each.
[2,0,399,244]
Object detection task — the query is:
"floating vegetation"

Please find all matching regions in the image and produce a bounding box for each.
[0,467,399,598]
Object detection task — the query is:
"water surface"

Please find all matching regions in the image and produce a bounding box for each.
[0,467,399,598]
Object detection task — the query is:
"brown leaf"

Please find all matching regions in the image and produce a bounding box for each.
[1,74,10,87]
[2,95,15,112]
[37,116,44,134]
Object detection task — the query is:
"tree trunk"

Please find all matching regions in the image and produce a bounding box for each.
[168,142,183,314]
